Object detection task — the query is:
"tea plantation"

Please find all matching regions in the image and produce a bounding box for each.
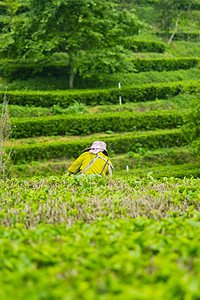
[1,42,200,299]
[1,1,200,299]
[0,175,200,299]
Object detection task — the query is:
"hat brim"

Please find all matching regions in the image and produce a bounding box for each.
[82,147,91,153]
[82,147,108,156]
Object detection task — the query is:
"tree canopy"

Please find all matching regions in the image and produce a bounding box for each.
[0,0,144,88]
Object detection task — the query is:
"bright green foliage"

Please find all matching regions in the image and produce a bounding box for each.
[182,91,200,154]
[0,175,200,299]
[8,128,187,164]
[11,110,185,138]
[1,57,199,90]
[0,102,88,118]
[0,93,195,118]
[153,0,197,33]
[0,216,200,299]
[0,0,143,88]
[0,175,200,226]
[156,32,200,42]
[128,38,166,53]
[0,0,27,30]
[0,80,199,108]
[1,67,200,91]
[7,145,199,179]
[1,57,199,81]
[118,162,200,179]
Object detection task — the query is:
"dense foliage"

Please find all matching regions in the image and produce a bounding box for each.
[1,57,199,82]
[0,0,144,88]
[0,175,200,299]
[0,175,200,226]
[182,91,200,153]
[0,3,200,299]
[11,110,184,139]
[0,80,199,108]
[9,129,186,164]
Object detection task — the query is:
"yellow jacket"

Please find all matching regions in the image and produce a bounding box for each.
[68,151,113,176]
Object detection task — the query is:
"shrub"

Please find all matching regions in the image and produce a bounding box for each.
[120,163,200,179]
[1,57,199,90]
[0,80,199,108]
[156,32,200,42]
[129,39,166,53]
[11,110,185,139]
[182,90,200,156]
[9,129,187,164]
[132,57,200,72]
[95,68,200,89]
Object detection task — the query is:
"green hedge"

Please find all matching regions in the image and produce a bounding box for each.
[1,80,199,108]
[11,110,185,139]
[130,39,166,53]
[112,146,196,170]
[90,68,200,89]
[11,161,200,179]
[10,146,196,179]
[0,61,70,80]
[3,68,200,90]
[156,32,200,42]
[9,129,187,164]
[118,163,200,179]
[132,57,200,72]
[1,57,199,79]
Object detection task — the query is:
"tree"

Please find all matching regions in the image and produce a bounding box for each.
[0,0,28,31]
[0,0,144,89]
[154,0,198,44]
[168,0,198,44]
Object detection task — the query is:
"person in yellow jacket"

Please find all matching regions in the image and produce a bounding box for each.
[68,141,114,176]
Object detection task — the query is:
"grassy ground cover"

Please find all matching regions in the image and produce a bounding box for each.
[0,175,200,299]
[7,132,122,147]
[133,34,200,57]
[168,41,200,57]
[93,94,193,113]
[7,128,185,147]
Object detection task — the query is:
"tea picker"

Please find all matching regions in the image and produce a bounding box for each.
[68,141,114,176]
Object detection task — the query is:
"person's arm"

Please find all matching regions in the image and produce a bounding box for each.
[68,154,83,175]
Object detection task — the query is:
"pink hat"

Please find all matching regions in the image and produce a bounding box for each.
[82,141,108,155]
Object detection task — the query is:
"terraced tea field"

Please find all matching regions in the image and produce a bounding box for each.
[1,35,200,299]
[5,84,200,179]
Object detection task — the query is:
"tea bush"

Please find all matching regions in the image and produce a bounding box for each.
[9,129,187,164]
[0,80,199,108]
[0,175,200,227]
[11,110,185,139]
[0,215,200,300]
[0,176,200,299]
